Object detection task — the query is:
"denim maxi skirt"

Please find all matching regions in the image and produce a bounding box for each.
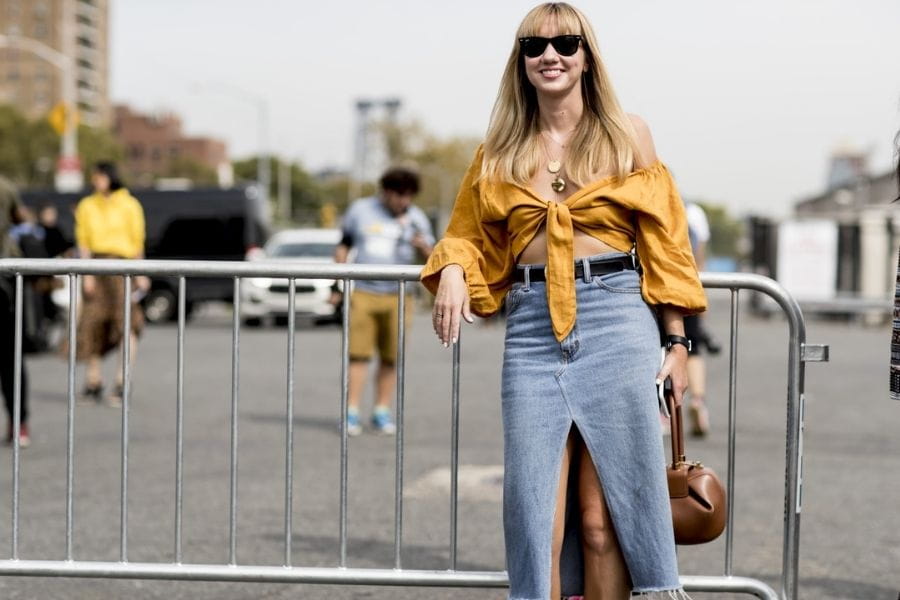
[501,253,683,599]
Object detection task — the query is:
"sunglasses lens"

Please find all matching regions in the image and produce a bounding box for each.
[553,36,581,56]
[520,36,581,58]
[521,38,548,58]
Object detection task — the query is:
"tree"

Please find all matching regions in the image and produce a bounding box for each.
[688,200,744,259]
[0,103,123,188]
[0,104,57,186]
[163,157,217,185]
[77,123,124,180]
[233,156,340,226]
[375,119,480,228]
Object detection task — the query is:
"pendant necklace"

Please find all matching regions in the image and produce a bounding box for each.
[542,131,569,193]
[548,160,566,193]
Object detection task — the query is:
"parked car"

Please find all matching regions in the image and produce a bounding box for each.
[240,228,341,326]
[20,185,271,323]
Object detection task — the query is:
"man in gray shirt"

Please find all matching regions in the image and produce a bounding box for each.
[334,167,434,435]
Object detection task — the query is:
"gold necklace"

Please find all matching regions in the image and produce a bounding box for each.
[548,159,566,193]
[541,134,567,193]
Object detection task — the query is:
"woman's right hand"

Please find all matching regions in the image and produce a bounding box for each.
[432,264,473,347]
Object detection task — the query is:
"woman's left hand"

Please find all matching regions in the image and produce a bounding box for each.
[656,346,689,408]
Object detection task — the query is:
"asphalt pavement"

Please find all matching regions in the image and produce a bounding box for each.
[0,290,896,600]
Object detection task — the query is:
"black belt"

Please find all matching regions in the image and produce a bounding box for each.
[513,256,636,283]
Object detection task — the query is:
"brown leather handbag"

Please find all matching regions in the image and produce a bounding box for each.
[665,382,727,545]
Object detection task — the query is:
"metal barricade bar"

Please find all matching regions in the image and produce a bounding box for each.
[284,278,296,567]
[394,281,406,569]
[65,273,77,561]
[0,259,825,600]
[175,276,186,564]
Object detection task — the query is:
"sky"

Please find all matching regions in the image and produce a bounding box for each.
[109,0,900,218]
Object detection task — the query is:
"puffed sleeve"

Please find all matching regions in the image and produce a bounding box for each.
[420,145,513,317]
[633,164,707,314]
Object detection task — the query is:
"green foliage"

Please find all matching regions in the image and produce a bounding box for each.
[376,119,480,217]
[0,104,57,186]
[233,156,350,226]
[163,157,217,185]
[232,119,479,228]
[77,123,124,179]
[0,103,124,187]
[693,201,744,258]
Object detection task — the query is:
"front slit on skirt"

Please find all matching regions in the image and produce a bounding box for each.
[501,260,687,599]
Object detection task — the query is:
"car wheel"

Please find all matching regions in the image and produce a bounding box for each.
[143,288,177,323]
[243,317,263,327]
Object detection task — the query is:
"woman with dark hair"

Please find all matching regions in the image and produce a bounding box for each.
[422,3,704,598]
[74,162,148,406]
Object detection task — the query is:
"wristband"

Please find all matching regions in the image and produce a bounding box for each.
[665,334,691,353]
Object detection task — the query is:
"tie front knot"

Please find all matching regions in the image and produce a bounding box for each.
[544,202,576,341]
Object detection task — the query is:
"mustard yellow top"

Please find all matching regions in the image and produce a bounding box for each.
[421,145,707,341]
[75,188,146,259]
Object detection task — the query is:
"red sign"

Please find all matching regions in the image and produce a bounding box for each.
[56,156,82,171]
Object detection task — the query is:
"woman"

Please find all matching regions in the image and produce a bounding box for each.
[421,4,706,599]
[74,162,147,406]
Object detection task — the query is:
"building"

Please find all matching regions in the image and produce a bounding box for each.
[112,104,229,187]
[794,149,897,306]
[0,0,110,127]
[743,148,898,319]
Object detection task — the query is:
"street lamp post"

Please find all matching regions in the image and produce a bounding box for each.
[0,33,83,191]
[193,83,271,207]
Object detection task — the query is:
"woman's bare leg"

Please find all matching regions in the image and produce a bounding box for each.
[86,356,102,388]
[578,439,631,599]
[114,332,139,388]
[550,430,576,600]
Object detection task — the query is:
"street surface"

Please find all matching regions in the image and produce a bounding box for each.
[0,290,897,600]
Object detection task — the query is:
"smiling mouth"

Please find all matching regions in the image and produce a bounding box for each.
[540,69,563,78]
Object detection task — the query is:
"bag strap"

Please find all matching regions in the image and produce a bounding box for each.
[666,379,686,467]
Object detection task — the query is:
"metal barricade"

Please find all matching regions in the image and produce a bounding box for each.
[0,259,827,599]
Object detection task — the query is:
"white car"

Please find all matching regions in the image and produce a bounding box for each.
[240,228,341,326]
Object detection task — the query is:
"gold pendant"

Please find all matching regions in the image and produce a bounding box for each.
[547,160,561,174]
[551,176,566,193]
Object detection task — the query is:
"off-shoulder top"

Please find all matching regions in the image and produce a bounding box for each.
[420,145,707,341]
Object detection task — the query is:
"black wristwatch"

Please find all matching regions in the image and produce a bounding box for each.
[665,334,692,353]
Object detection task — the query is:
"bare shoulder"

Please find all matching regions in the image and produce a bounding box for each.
[626,113,658,169]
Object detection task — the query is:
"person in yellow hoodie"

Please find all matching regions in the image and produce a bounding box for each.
[74,162,148,406]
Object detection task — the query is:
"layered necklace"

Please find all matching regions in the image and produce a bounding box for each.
[541,130,572,194]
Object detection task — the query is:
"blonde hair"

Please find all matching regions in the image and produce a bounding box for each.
[482,3,637,187]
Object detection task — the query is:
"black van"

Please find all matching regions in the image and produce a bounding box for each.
[20,185,270,322]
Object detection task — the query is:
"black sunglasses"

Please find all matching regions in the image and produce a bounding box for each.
[518,35,583,58]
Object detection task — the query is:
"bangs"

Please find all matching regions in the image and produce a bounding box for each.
[517,3,583,38]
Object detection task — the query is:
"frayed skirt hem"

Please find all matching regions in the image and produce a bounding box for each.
[631,588,692,599]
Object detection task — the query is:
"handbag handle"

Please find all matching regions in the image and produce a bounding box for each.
[665,378,686,466]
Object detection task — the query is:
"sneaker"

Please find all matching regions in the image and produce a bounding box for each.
[18,423,30,448]
[345,411,362,437]
[689,402,710,438]
[106,384,125,408]
[371,409,396,435]
[79,383,103,405]
[5,423,30,448]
